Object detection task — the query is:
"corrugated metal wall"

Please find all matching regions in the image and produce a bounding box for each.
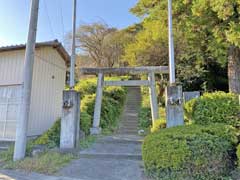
[29,47,66,136]
[0,51,24,86]
[0,47,67,138]
[0,86,21,141]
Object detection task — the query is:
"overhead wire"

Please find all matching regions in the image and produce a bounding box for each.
[43,0,55,40]
[58,0,66,42]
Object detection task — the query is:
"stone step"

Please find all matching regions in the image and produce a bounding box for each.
[122,115,138,119]
[124,109,139,112]
[120,122,138,126]
[79,153,142,160]
[97,135,143,144]
[124,105,139,107]
[80,144,141,154]
[120,124,138,128]
[121,114,138,117]
[122,112,138,116]
[121,119,138,122]
[126,100,141,102]
[124,110,139,113]
[122,124,138,127]
[125,104,140,107]
[120,126,138,129]
[59,157,146,180]
[118,130,139,133]
[79,136,142,161]
[125,102,141,104]
[120,128,138,131]
[120,127,138,129]
[121,116,138,119]
[118,130,139,135]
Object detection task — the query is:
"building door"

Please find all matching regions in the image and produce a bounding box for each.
[0,85,22,141]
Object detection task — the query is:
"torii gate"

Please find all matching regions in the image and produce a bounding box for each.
[80,66,169,134]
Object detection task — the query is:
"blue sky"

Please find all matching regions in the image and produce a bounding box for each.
[0,0,139,46]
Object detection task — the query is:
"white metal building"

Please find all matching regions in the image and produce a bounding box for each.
[0,40,69,141]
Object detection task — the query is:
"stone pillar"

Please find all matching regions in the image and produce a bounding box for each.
[60,90,80,149]
[148,72,159,122]
[183,91,200,103]
[90,73,104,135]
[165,85,184,128]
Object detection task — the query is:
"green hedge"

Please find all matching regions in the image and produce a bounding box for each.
[138,87,152,130]
[142,124,238,180]
[34,119,61,147]
[184,91,240,127]
[74,79,97,99]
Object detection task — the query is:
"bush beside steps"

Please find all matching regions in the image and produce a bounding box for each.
[142,124,238,180]
[184,91,240,127]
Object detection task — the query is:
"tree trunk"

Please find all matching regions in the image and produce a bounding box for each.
[228,46,240,94]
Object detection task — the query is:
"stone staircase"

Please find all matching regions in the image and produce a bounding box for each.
[118,87,141,135]
[58,87,147,180]
[59,135,146,180]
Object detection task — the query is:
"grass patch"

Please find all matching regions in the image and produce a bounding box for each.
[2,151,74,175]
[0,136,97,174]
[79,135,97,149]
[0,142,74,174]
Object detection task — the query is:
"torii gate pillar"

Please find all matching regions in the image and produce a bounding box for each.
[90,73,104,135]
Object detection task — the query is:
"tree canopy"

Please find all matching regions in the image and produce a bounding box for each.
[123,0,240,92]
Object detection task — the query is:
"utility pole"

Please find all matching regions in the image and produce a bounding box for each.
[70,0,77,89]
[168,0,175,85]
[14,0,39,161]
[60,0,80,149]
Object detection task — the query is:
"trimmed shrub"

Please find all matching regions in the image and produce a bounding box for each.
[184,92,240,127]
[142,124,238,180]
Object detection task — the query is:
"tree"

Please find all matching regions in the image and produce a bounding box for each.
[124,1,208,91]
[184,0,240,93]
[75,55,94,79]
[129,0,239,93]
[74,22,128,68]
